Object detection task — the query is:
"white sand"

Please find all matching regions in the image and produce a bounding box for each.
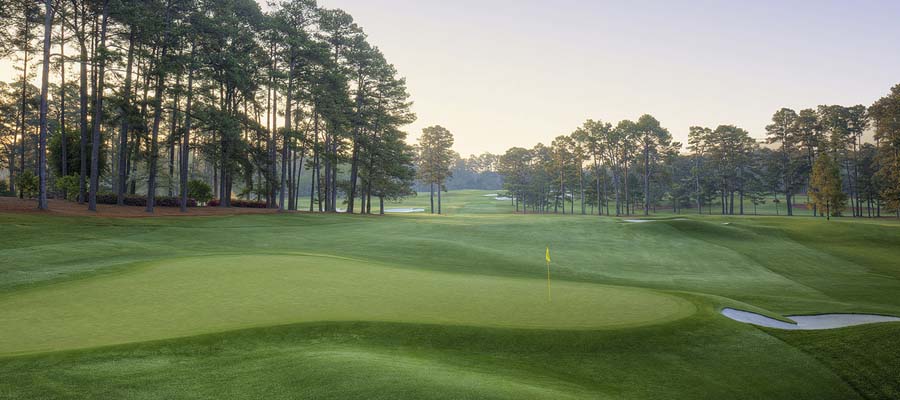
[623,218,688,223]
[721,307,900,330]
[482,193,499,197]
[384,208,425,213]
[495,197,512,201]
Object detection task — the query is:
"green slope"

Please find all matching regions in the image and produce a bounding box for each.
[1,190,898,399]
[0,254,693,355]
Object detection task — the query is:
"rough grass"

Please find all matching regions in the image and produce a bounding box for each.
[768,323,900,400]
[1,190,899,399]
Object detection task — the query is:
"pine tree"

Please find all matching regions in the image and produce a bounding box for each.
[809,153,845,220]
[416,126,454,214]
[869,84,900,214]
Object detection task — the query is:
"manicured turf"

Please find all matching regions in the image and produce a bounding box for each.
[1,190,898,399]
[0,254,693,354]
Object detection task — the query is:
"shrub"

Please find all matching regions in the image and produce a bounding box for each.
[49,130,108,178]
[208,199,268,208]
[94,193,197,208]
[0,179,9,196]
[54,175,80,201]
[187,179,213,204]
[15,171,39,198]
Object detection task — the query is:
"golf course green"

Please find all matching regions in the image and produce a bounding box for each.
[1,190,899,399]
[0,254,693,354]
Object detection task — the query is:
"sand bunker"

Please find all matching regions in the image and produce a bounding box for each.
[495,197,512,201]
[623,218,688,223]
[722,308,900,330]
[384,208,425,213]
[482,193,499,197]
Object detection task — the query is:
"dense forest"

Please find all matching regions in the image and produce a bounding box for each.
[494,87,900,218]
[0,0,421,213]
[412,152,501,192]
[2,2,899,219]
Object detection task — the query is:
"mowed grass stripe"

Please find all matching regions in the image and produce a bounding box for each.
[0,254,694,355]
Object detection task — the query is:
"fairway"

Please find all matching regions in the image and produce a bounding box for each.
[1,191,899,399]
[0,254,693,354]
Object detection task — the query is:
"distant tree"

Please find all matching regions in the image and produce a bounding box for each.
[869,84,900,214]
[819,104,869,217]
[795,108,824,215]
[744,148,773,216]
[766,108,799,216]
[570,130,588,214]
[441,153,502,191]
[633,115,672,216]
[614,120,638,215]
[416,125,454,214]
[809,153,845,220]
[845,105,869,216]
[580,119,612,215]
[857,143,881,217]
[687,126,711,214]
[550,134,574,214]
[498,147,532,212]
[368,128,417,214]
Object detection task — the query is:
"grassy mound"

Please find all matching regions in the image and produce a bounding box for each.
[1,190,898,398]
[0,254,693,355]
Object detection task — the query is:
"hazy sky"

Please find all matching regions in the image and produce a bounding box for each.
[3,1,899,156]
[315,0,900,155]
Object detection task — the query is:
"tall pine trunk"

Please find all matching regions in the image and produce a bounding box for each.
[323,132,331,211]
[331,140,338,212]
[59,6,67,181]
[279,58,294,212]
[117,29,135,205]
[310,111,319,212]
[37,0,54,209]
[17,12,31,199]
[180,41,195,212]
[348,73,364,214]
[168,69,181,197]
[87,0,109,211]
[145,4,171,213]
[643,145,650,216]
[623,150,630,215]
[77,8,88,203]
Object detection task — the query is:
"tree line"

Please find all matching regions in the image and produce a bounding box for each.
[0,0,420,214]
[496,85,900,218]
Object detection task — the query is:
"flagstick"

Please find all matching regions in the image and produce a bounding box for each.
[546,259,551,302]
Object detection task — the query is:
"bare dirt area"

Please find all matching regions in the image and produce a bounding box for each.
[0,197,280,218]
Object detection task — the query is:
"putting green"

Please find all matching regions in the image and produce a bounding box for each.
[0,254,693,355]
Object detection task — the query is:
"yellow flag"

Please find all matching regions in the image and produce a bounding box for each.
[545,247,551,302]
